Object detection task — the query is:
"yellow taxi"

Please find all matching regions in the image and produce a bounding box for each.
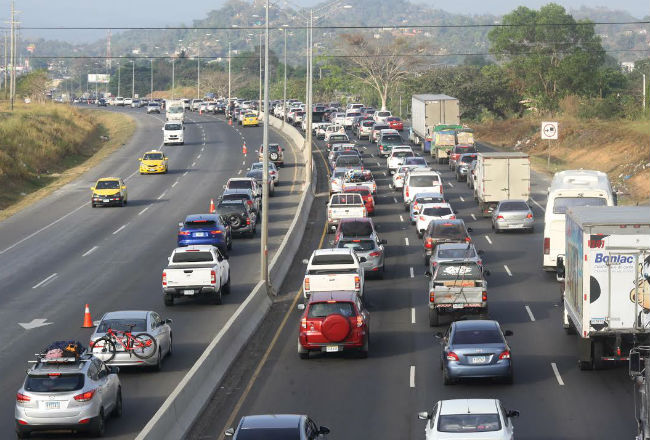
[91,177,128,207]
[242,113,260,127]
[139,150,168,174]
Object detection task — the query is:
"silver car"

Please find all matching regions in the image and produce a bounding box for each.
[329,167,348,194]
[335,234,386,278]
[16,351,122,437]
[491,199,534,233]
[250,162,280,184]
[409,192,445,224]
[90,310,173,370]
[430,242,483,273]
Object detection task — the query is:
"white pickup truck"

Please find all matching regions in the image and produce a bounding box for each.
[303,248,365,299]
[162,245,230,306]
[327,193,367,232]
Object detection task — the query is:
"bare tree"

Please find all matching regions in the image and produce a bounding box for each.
[341,34,419,110]
[200,70,245,98]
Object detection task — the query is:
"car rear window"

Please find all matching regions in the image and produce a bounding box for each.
[337,239,375,251]
[330,135,348,142]
[405,158,427,166]
[460,155,476,164]
[438,247,477,259]
[25,374,84,392]
[438,414,501,433]
[311,254,355,265]
[336,156,361,166]
[435,263,482,280]
[422,207,452,217]
[373,125,389,131]
[499,201,530,211]
[172,251,214,263]
[381,134,401,143]
[452,329,503,345]
[345,188,371,197]
[431,222,466,238]
[454,146,477,154]
[362,121,374,127]
[222,194,250,202]
[409,175,440,187]
[228,180,253,189]
[331,194,361,205]
[552,197,607,214]
[235,430,301,440]
[97,318,147,333]
[185,220,218,229]
[217,203,246,214]
[340,221,373,236]
[308,302,355,318]
[416,196,445,204]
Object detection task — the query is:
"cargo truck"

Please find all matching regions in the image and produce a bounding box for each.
[165,100,185,123]
[474,152,530,217]
[559,206,650,370]
[409,95,459,152]
[431,126,460,163]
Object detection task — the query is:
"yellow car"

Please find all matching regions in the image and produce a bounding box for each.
[242,113,259,127]
[139,150,168,174]
[91,177,128,207]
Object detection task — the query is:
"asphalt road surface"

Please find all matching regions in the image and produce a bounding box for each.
[189,129,636,440]
[0,106,304,439]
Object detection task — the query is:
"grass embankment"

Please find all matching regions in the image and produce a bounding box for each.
[0,103,135,220]
[473,117,650,204]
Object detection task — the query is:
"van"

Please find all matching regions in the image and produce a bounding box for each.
[163,122,185,145]
[542,170,616,271]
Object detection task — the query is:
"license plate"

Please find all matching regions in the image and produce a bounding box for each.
[102,199,109,203]
[511,224,523,228]
[194,232,207,237]
[325,345,340,352]
[471,356,487,364]
[183,289,195,295]
[45,401,60,409]
[452,304,465,309]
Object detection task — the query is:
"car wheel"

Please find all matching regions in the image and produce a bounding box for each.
[112,389,123,418]
[429,309,440,327]
[90,408,105,437]
[164,294,174,306]
[417,230,423,239]
[222,273,231,294]
[503,369,514,385]
[152,348,163,372]
[443,364,454,385]
[167,334,173,356]
[298,341,309,359]
[15,428,30,438]
[358,334,369,358]
[91,202,96,208]
[212,288,223,305]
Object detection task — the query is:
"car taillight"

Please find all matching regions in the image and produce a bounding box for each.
[16,393,30,403]
[499,350,511,360]
[327,209,332,219]
[544,237,550,254]
[446,352,459,361]
[369,251,381,257]
[419,216,426,221]
[482,291,487,301]
[246,218,251,225]
[405,187,409,197]
[429,290,435,302]
[210,230,222,235]
[301,318,307,329]
[424,238,433,248]
[178,231,190,236]
[450,215,456,219]
[465,237,471,243]
[247,200,253,206]
[356,315,364,327]
[354,276,360,289]
[527,213,533,219]
[304,277,310,291]
[162,271,167,287]
[74,389,96,402]
[211,270,216,284]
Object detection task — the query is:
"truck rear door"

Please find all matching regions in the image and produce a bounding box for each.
[508,157,531,200]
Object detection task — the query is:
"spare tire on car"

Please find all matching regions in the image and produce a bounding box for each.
[270,152,279,161]
[321,314,351,343]
[228,214,242,229]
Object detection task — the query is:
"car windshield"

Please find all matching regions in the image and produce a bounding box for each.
[453,329,503,345]
[499,201,530,211]
[95,180,120,189]
[148,103,159,107]
[228,181,253,189]
[184,220,218,229]
[431,222,466,238]
[422,207,452,217]
[416,196,444,204]
[97,318,147,333]
[405,158,427,166]
[435,263,482,280]
[438,414,501,433]
[172,251,213,263]
[460,155,476,164]
[340,221,373,236]
[143,153,163,160]
[311,254,355,265]
[168,106,183,114]
[552,197,607,214]
[25,374,84,392]
[438,247,477,259]
[337,239,376,251]
[410,175,440,187]
[308,302,355,318]
[387,117,401,122]
[165,124,182,130]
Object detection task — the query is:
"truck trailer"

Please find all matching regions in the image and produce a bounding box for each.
[409,94,459,150]
[474,152,530,217]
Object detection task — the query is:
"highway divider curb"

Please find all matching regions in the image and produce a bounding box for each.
[136,114,313,440]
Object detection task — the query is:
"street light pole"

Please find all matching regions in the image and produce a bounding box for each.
[261,0,271,294]
[172,58,175,100]
[283,27,287,129]
[258,33,262,112]
[117,62,120,97]
[131,60,135,98]
[150,59,153,98]
[228,41,231,112]
[305,9,313,187]
[197,45,200,99]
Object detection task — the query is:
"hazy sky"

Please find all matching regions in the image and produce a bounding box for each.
[0,0,647,43]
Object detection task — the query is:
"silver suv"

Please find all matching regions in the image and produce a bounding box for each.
[15,350,122,438]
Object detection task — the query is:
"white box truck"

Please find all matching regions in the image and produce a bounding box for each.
[409,94,459,147]
[560,206,650,370]
[474,152,530,217]
[165,100,185,123]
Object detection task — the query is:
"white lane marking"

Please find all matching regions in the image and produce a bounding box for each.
[242,160,246,165]
[551,363,565,386]
[411,307,416,324]
[19,318,53,329]
[112,224,127,235]
[459,196,465,202]
[410,267,414,278]
[504,265,513,276]
[138,206,150,216]
[32,273,57,289]
[525,305,536,322]
[197,154,202,159]
[400,215,404,222]
[157,191,167,200]
[383,171,387,176]
[485,235,493,244]
[448,182,453,188]
[82,246,98,257]
[238,170,242,175]
[183,171,189,177]
[471,213,477,221]
[172,180,179,188]
[192,161,197,167]
[409,366,415,388]
[405,237,410,246]
[201,147,205,152]
[531,198,546,212]
[370,153,374,157]
[393,197,398,203]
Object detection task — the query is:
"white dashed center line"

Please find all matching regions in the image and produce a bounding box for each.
[238,170,242,175]
[197,154,201,159]
[112,224,127,235]
[192,161,197,167]
[242,160,246,165]
[459,196,465,202]
[400,215,404,222]
[157,191,167,200]
[504,265,513,276]
[393,197,398,203]
[82,246,98,257]
[484,235,493,244]
[525,305,536,322]
[138,207,150,216]
[405,237,410,246]
[410,267,414,278]
[172,181,179,188]
[409,366,416,388]
[448,182,453,188]
[551,363,565,386]
[471,213,477,221]
[33,273,57,289]
[411,307,416,324]
[183,171,189,177]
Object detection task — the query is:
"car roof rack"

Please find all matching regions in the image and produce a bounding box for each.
[29,349,91,366]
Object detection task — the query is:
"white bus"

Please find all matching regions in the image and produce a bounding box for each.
[542,170,616,271]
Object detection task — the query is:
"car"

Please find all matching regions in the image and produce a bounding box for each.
[409,192,446,224]
[387,146,415,174]
[224,177,261,199]
[376,129,402,155]
[423,219,472,265]
[416,202,455,238]
[123,97,133,106]
[430,242,483,273]
[325,133,350,150]
[16,347,121,438]
[343,187,375,216]
[191,99,203,111]
[90,310,172,370]
[114,96,124,106]
[491,199,534,233]
[130,99,141,108]
[90,177,127,207]
[242,113,260,127]
[386,116,403,131]
[467,159,478,189]
[250,161,280,184]
[177,214,232,254]
[342,168,376,194]
[449,144,478,171]
[356,119,375,139]
[220,188,260,214]
[418,399,519,439]
[297,291,369,358]
[206,101,217,112]
[225,414,330,439]
[96,98,107,107]
[258,143,284,166]
[455,152,478,181]
[216,199,257,237]
[437,320,514,384]
[392,166,410,191]
[246,169,275,196]
[371,123,390,144]
[335,233,386,276]
[139,150,168,174]
[334,217,378,242]
[329,167,348,194]
[403,169,443,210]
[374,110,392,124]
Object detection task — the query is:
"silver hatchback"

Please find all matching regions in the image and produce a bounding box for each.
[491,199,534,233]
[335,234,387,278]
[429,242,483,273]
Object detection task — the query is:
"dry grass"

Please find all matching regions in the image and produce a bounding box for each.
[0,103,134,221]
[474,116,650,204]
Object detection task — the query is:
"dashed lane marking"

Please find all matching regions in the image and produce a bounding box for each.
[172,181,179,188]
[448,182,453,188]
[411,308,416,324]
[393,197,398,203]
[112,224,127,235]
[400,215,404,222]
[485,235,493,244]
[410,366,415,388]
[551,363,565,386]
[410,267,414,278]
[471,213,477,221]
[183,171,189,177]
[405,237,410,246]
[82,246,98,257]
[192,162,197,167]
[459,196,465,202]
[504,265,512,276]
[32,273,57,289]
[138,207,150,216]
[157,191,167,200]
[197,154,201,159]
[525,305,536,322]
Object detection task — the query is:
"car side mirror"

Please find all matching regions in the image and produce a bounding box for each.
[424,271,431,278]
[225,428,235,437]
[90,186,95,190]
[178,222,183,228]
[467,227,473,233]
[417,411,431,420]
[380,239,387,245]
[109,366,120,375]
[138,158,142,161]
[165,318,173,325]
[477,249,484,255]
[506,410,520,418]
[217,254,223,262]
[359,257,367,263]
[319,426,330,435]
[484,270,491,277]
[297,303,305,311]
[434,332,443,339]
[161,127,164,131]
[223,185,227,189]
[504,330,513,337]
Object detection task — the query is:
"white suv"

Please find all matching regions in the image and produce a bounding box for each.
[374,110,392,124]
[403,169,443,210]
[387,146,414,174]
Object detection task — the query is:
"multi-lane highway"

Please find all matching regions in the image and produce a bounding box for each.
[189,129,637,439]
[0,106,305,438]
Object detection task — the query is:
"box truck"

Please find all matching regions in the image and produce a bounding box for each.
[165,100,185,123]
[474,152,530,217]
[560,206,650,370]
[408,94,459,150]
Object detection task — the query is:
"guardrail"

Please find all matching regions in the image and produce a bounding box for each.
[136,115,314,440]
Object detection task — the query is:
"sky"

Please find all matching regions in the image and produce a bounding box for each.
[0,0,647,43]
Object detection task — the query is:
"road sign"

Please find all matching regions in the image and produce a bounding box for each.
[541,121,558,140]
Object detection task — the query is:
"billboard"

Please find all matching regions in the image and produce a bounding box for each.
[88,74,110,84]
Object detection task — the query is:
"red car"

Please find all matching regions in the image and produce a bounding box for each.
[449,144,477,171]
[297,291,370,359]
[387,116,404,131]
[343,187,375,215]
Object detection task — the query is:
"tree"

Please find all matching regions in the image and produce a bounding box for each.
[16,70,51,102]
[340,34,419,110]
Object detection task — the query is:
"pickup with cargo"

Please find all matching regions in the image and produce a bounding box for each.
[327,193,367,231]
[432,127,460,163]
[426,260,489,326]
[408,94,460,151]
[474,152,530,217]
[303,248,365,298]
[162,245,231,306]
[559,206,650,370]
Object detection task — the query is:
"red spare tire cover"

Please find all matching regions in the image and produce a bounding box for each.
[321,314,351,342]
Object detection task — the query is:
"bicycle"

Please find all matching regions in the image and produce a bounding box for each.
[92,324,157,361]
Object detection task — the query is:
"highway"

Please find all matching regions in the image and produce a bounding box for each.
[0,106,305,439]
[189,130,637,439]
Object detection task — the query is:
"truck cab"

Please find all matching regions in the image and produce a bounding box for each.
[162,122,184,145]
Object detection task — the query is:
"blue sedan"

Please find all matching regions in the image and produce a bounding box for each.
[438,320,513,385]
[177,214,232,254]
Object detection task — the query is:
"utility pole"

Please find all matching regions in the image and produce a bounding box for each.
[305,9,313,186]
[228,41,231,116]
[150,59,153,98]
[283,27,287,129]
[197,45,200,99]
[171,58,175,100]
[258,33,262,112]
[643,74,646,112]
[117,62,120,97]
[131,60,135,98]
[9,0,15,110]
[261,0,271,295]
[3,32,7,95]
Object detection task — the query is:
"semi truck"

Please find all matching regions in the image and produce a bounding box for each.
[474,152,530,217]
[409,94,459,151]
[559,206,650,370]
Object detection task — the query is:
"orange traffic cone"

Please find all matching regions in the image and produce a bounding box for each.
[228,117,232,125]
[209,198,215,213]
[242,143,247,156]
[81,304,94,328]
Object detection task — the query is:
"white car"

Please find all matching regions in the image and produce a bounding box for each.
[403,169,443,209]
[303,248,365,298]
[332,112,346,126]
[330,167,348,194]
[415,202,455,237]
[123,98,133,106]
[418,399,519,440]
[374,110,392,124]
[387,146,414,174]
[392,166,410,190]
